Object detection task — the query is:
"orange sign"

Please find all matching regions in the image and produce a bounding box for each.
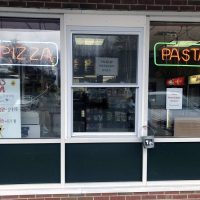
[0,41,58,66]
[154,42,200,67]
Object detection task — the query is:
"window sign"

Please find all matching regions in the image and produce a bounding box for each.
[166,77,185,86]
[154,41,200,67]
[0,40,58,67]
[188,74,200,85]
[95,57,119,76]
[166,88,183,110]
[0,79,21,138]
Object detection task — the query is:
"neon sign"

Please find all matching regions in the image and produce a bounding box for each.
[154,42,200,67]
[166,77,185,86]
[0,40,58,67]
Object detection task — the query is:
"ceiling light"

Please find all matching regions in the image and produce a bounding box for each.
[75,38,104,46]
[167,41,199,47]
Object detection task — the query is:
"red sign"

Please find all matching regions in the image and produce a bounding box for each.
[166,77,185,86]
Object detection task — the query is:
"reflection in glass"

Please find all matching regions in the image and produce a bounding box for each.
[0,18,60,138]
[72,34,138,84]
[149,22,200,137]
[73,88,135,132]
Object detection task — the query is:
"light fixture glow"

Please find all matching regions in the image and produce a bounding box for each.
[75,38,104,46]
[167,41,199,47]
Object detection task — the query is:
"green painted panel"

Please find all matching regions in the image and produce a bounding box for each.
[148,143,200,180]
[0,144,60,184]
[66,143,142,182]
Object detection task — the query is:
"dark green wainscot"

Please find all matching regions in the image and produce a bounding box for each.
[65,143,142,182]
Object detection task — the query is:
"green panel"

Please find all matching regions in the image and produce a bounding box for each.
[66,143,142,182]
[148,142,200,181]
[0,144,60,184]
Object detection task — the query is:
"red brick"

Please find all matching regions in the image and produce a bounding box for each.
[53,194,69,197]
[20,195,35,198]
[36,195,52,198]
[146,5,163,10]
[126,196,141,200]
[163,5,179,10]
[0,196,19,199]
[110,196,125,200]
[179,191,194,194]
[141,195,157,200]
[130,5,146,10]
[164,192,180,194]
[118,193,134,196]
[88,0,104,3]
[63,3,80,8]
[133,193,147,195]
[156,195,173,199]
[149,192,164,194]
[60,198,77,200]
[85,193,101,197]
[138,0,155,4]
[70,0,87,3]
[8,1,26,7]
[78,197,93,200]
[188,194,200,198]
[171,0,187,5]
[28,198,44,200]
[195,5,200,10]
[172,194,187,199]
[188,0,200,5]
[27,2,44,8]
[155,0,171,5]
[104,0,120,3]
[120,0,137,4]
[69,194,85,197]
[179,5,195,11]
[80,3,97,9]
[101,193,117,196]
[97,3,113,9]
[113,4,130,10]
[46,2,62,8]
[93,197,109,200]
[45,198,60,200]
[0,1,8,6]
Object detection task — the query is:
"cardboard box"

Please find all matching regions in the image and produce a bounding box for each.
[21,125,40,138]
[21,111,40,125]
[174,117,200,137]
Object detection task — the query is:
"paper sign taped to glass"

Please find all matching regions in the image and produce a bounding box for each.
[0,79,21,138]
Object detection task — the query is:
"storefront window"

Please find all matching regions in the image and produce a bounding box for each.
[73,34,138,84]
[149,22,200,137]
[73,87,135,132]
[0,18,60,138]
[72,34,138,134]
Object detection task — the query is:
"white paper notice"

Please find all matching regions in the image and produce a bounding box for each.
[166,88,183,110]
[0,79,21,138]
[95,57,118,76]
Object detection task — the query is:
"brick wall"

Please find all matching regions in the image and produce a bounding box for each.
[2,191,200,200]
[0,0,199,11]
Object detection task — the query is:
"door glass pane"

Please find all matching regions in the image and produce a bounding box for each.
[72,34,138,84]
[73,87,135,132]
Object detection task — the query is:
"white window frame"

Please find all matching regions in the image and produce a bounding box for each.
[65,14,146,143]
[3,8,200,196]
